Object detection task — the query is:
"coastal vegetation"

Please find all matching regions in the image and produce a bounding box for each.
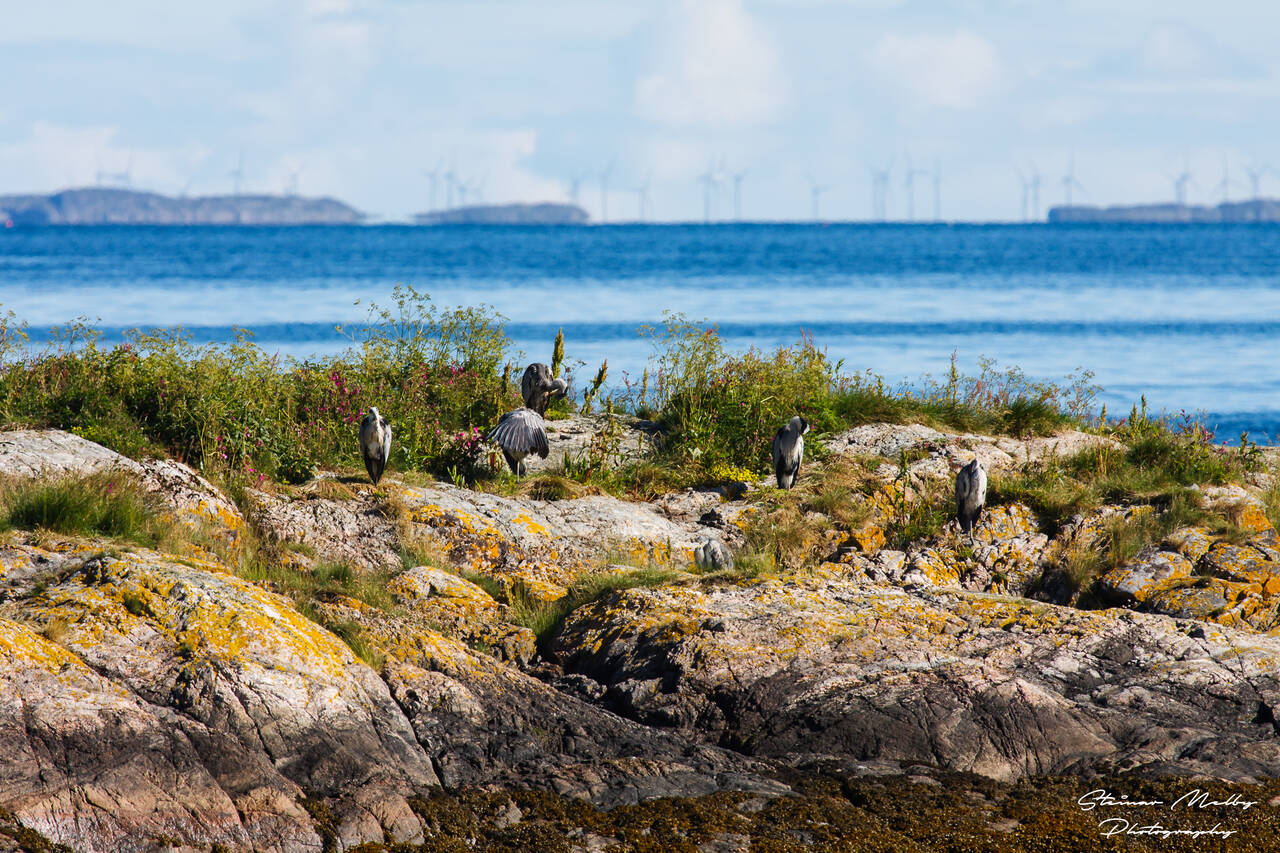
[0,289,1265,572]
[0,291,1104,488]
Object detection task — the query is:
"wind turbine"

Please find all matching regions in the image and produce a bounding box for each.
[806,173,831,221]
[868,159,892,220]
[96,153,134,187]
[902,152,928,221]
[228,151,245,195]
[423,163,444,211]
[1016,170,1030,222]
[1211,156,1242,203]
[1166,156,1193,205]
[599,160,615,223]
[1061,152,1084,206]
[283,161,304,197]
[1244,162,1270,200]
[632,178,652,222]
[932,157,942,221]
[730,167,748,221]
[1028,163,1043,220]
[443,163,458,209]
[697,159,721,223]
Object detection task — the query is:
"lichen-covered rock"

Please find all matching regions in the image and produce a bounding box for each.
[1098,548,1194,604]
[247,487,402,572]
[388,565,536,664]
[0,535,435,851]
[554,575,1280,782]
[0,429,244,543]
[902,504,1049,596]
[1194,484,1277,540]
[824,423,1120,484]
[398,481,731,591]
[518,413,656,476]
[309,596,790,806]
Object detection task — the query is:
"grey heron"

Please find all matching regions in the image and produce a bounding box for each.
[488,407,550,476]
[955,457,988,543]
[694,538,734,572]
[359,406,392,486]
[520,363,569,416]
[771,416,810,489]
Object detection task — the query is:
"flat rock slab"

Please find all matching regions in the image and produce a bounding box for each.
[825,423,1121,483]
[555,573,1280,782]
[400,481,733,592]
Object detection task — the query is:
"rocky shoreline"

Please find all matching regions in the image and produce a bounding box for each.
[0,424,1277,851]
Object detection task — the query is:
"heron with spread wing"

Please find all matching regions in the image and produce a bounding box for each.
[488,407,550,476]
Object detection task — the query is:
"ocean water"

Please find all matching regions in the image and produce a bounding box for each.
[2,223,1277,443]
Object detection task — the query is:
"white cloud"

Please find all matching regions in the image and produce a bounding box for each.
[635,0,783,127]
[870,30,1001,110]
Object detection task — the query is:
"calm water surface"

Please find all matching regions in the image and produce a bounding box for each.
[2,223,1277,442]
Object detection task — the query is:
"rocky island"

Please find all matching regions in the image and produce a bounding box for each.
[1049,198,1280,223]
[0,187,364,225]
[414,202,589,225]
[0,417,1277,851]
[0,303,1278,851]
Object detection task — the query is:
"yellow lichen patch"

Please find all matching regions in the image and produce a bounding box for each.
[846,523,886,554]
[502,574,568,604]
[511,513,549,537]
[0,617,91,673]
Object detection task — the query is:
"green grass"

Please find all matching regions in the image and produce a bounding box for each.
[0,472,182,549]
[505,566,682,649]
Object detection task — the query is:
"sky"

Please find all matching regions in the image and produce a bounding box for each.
[3,0,1280,222]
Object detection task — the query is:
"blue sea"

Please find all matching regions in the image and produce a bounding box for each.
[2,223,1278,443]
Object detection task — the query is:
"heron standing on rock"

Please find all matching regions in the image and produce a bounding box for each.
[955,457,988,543]
[488,407,550,476]
[771,416,810,489]
[359,406,392,486]
[521,363,569,416]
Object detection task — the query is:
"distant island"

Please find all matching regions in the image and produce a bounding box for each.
[1049,198,1280,223]
[0,187,364,225]
[414,202,589,225]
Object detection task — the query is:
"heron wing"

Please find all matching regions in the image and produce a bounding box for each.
[773,428,802,471]
[489,408,550,458]
[379,417,393,461]
[359,414,379,457]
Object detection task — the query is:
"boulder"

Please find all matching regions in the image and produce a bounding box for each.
[554,574,1280,782]
[0,429,244,543]
[0,534,433,851]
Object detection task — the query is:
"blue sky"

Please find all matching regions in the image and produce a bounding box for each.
[3,0,1279,221]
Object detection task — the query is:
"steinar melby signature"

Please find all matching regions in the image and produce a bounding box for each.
[1077,789,1260,840]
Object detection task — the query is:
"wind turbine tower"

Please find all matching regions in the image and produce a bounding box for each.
[599,161,614,223]
[228,151,245,195]
[807,173,831,221]
[869,160,891,220]
[903,153,928,221]
[697,159,721,223]
[1244,163,1270,200]
[1017,170,1030,222]
[423,164,443,211]
[1061,152,1084,206]
[632,180,652,222]
[1212,156,1239,202]
[730,168,747,221]
[1028,164,1043,220]
[1167,157,1193,205]
[932,158,942,221]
